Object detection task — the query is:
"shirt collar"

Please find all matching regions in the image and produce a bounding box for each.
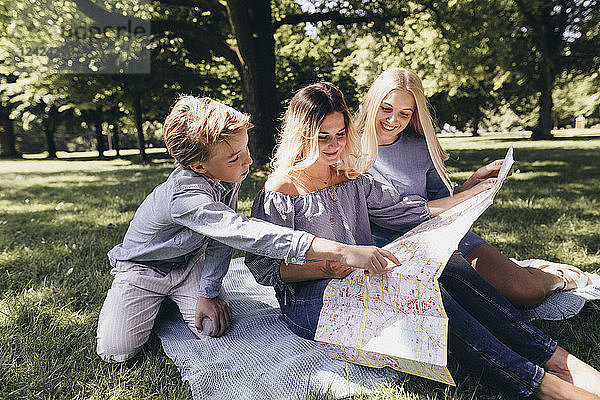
[193,170,236,195]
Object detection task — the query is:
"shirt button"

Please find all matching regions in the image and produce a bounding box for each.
[291,257,297,263]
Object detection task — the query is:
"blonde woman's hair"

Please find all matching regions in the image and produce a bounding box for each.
[163,95,252,168]
[271,82,363,179]
[356,68,453,194]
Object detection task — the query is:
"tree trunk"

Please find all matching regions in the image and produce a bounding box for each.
[42,106,58,159]
[472,114,482,137]
[112,116,121,157]
[95,120,105,158]
[226,0,278,164]
[531,62,555,140]
[44,121,57,159]
[133,96,148,162]
[0,106,20,158]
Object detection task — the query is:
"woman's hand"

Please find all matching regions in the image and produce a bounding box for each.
[470,177,498,195]
[338,245,400,276]
[428,176,498,216]
[458,159,506,192]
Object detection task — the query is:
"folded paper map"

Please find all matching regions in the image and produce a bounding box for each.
[314,146,515,385]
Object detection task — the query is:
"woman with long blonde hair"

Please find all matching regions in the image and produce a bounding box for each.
[357,68,590,307]
[245,82,600,399]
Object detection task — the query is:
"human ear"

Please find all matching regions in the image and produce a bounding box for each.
[189,161,207,174]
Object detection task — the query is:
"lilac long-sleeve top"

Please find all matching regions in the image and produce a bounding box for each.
[108,167,315,298]
[367,129,451,203]
[368,129,487,254]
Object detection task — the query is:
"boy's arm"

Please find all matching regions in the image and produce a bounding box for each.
[195,238,233,337]
[197,238,233,299]
[306,238,397,275]
[172,189,315,265]
[172,186,398,274]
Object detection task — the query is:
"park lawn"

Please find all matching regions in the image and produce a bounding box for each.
[1,134,599,400]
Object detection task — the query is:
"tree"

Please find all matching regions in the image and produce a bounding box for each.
[73,0,409,163]
[0,99,19,158]
[512,0,600,138]
[410,0,534,134]
[553,72,600,127]
[414,0,600,138]
[1,0,77,158]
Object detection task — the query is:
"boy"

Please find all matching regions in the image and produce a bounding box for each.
[96,96,398,363]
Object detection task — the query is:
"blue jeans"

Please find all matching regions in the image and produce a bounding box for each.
[370,222,488,257]
[276,254,556,397]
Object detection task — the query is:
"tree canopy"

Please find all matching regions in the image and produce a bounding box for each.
[1,0,599,160]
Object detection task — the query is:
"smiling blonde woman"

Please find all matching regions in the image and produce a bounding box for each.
[357,68,590,307]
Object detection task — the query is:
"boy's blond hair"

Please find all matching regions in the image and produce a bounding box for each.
[163,95,252,168]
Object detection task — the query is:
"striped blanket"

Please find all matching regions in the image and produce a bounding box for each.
[154,257,402,400]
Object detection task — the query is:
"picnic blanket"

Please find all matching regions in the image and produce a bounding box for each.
[154,257,402,400]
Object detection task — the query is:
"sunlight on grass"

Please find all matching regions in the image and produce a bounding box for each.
[21,148,169,161]
[0,286,93,328]
[0,159,132,172]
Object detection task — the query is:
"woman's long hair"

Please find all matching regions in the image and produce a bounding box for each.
[271,82,363,179]
[355,68,453,194]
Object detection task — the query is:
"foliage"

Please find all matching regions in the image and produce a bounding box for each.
[508,0,600,136]
[1,0,600,158]
[553,72,600,127]
[0,0,240,157]
[274,15,365,111]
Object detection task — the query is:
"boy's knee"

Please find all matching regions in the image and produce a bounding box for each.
[96,318,149,363]
[96,335,142,363]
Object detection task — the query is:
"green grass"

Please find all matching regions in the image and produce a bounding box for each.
[1,133,599,399]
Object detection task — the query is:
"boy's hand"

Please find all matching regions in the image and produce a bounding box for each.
[195,296,231,337]
[324,260,354,278]
[339,245,400,276]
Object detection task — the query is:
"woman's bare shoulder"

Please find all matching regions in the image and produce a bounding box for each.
[264,174,300,196]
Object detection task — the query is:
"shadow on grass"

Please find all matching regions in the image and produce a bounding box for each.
[571,232,600,257]
[448,147,600,169]
[0,295,189,399]
[1,167,173,205]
